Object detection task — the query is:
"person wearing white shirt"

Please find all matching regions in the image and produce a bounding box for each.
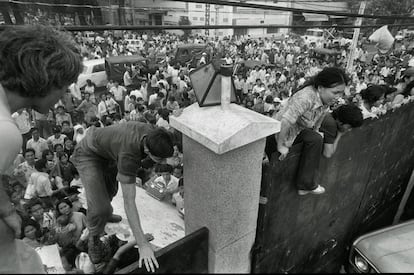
[47,126,67,149]
[97,93,119,119]
[123,68,134,87]
[26,128,49,160]
[68,83,82,101]
[130,86,144,100]
[109,81,127,114]
[11,109,32,152]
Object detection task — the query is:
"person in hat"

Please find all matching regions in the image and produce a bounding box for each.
[0,24,82,273]
[71,122,174,272]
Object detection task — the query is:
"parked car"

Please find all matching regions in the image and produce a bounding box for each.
[76,58,108,89]
[348,219,414,273]
[301,28,325,45]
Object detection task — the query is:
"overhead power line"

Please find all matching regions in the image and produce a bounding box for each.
[1,23,413,32]
[168,0,414,20]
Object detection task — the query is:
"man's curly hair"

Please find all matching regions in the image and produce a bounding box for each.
[0,24,83,97]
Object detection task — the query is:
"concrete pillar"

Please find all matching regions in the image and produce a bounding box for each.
[170,88,280,272]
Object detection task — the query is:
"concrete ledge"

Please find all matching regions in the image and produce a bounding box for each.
[170,103,280,155]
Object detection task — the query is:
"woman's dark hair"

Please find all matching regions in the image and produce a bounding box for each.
[24,148,36,157]
[35,158,47,171]
[26,198,44,213]
[332,104,363,128]
[58,153,69,161]
[264,95,273,104]
[56,198,73,214]
[155,163,173,174]
[158,108,170,121]
[60,246,79,269]
[306,67,348,90]
[20,218,41,239]
[360,85,386,106]
[41,149,52,160]
[0,25,83,98]
[136,104,146,112]
[54,143,63,151]
[402,81,414,98]
[145,128,174,159]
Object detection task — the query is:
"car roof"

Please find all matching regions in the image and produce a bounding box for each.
[306,28,324,32]
[105,55,147,63]
[83,58,105,66]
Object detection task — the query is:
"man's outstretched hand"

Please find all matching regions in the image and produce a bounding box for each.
[138,242,159,273]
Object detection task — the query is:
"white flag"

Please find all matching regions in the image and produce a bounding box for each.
[369,25,395,54]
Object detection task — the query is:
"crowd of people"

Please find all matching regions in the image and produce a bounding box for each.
[1,25,414,274]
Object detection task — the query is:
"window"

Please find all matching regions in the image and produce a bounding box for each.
[267,27,279,34]
[223,18,228,23]
[193,17,197,21]
[92,64,105,73]
[200,17,204,21]
[196,4,202,8]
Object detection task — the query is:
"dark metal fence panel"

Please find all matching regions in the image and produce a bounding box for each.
[116,227,209,274]
[252,102,414,273]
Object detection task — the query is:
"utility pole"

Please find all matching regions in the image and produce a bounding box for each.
[215,5,220,36]
[346,1,366,73]
[205,3,210,36]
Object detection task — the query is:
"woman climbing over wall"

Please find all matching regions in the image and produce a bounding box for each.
[265,67,348,196]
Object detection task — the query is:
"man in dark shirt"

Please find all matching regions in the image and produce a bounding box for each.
[72,121,174,272]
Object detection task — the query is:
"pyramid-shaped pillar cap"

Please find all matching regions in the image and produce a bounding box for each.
[170,103,280,155]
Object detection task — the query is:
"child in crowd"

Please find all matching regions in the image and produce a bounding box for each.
[58,153,77,187]
[21,219,43,249]
[152,164,179,204]
[55,214,77,248]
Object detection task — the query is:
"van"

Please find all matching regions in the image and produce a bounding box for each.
[82,31,96,44]
[302,28,325,45]
[105,55,148,85]
[76,58,108,88]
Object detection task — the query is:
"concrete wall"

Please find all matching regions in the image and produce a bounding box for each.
[252,102,414,273]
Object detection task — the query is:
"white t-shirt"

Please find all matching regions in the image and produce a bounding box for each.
[47,134,67,147]
[110,86,127,101]
[130,89,144,100]
[11,110,31,134]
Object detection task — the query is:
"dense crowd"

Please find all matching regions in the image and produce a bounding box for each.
[3,28,414,273]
